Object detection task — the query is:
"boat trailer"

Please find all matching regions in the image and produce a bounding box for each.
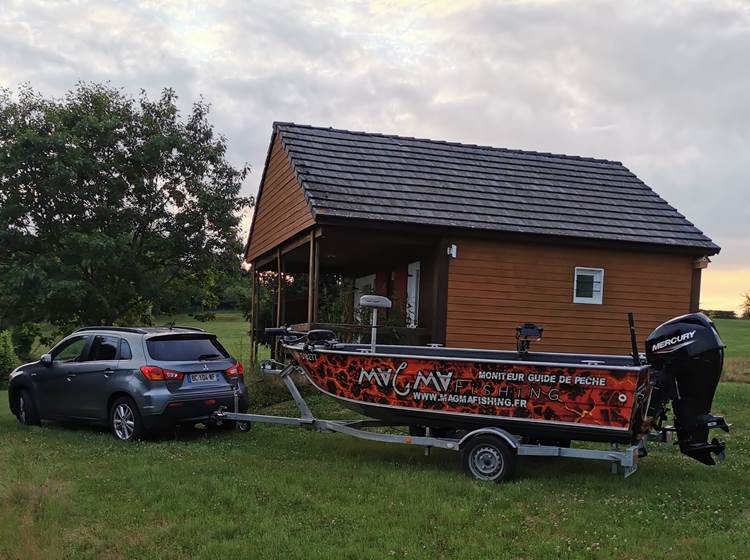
[213,359,644,482]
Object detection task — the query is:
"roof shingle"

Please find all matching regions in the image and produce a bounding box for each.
[274,123,719,252]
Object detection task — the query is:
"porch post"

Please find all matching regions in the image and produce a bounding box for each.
[274,249,284,360]
[276,248,283,326]
[307,231,318,324]
[248,265,256,365]
[251,268,259,365]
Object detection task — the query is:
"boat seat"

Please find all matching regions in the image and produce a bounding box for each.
[306,329,336,343]
[359,295,392,309]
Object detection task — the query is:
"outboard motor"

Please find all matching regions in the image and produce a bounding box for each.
[646,312,729,465]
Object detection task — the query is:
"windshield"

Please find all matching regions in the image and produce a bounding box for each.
[146,335,229,362]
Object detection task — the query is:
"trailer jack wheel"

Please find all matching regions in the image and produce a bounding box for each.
[461,435,517,483]
[237,421,251,432]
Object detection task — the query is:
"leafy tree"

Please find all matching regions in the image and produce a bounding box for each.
[742,291,750,320]
[0,83,252,330]
[701,309,737,320]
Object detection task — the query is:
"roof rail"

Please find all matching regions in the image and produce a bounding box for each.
[74,326,147,334]
[154,325,206,332]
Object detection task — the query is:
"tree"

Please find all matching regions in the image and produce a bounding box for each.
[742,291,750,320]
[0,83,252,330]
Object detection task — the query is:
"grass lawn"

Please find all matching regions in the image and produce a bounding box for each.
[713,319,750,383]
[713,319,750,358]
[1,386,748,559]
[2,311,748,559]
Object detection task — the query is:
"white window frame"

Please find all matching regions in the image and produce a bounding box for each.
[573,267,604,305]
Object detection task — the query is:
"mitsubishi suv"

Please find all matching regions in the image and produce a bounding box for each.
[7,326,248,440]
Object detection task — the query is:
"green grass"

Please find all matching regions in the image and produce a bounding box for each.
[2,311,749,558]
[714,319,750,359]
[1,386,749,559]
[712,319,750,383]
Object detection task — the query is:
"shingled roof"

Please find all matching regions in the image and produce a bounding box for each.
[273,122,719,253]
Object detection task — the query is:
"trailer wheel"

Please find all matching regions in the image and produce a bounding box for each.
[237,421,251,432]
[461,435,516,483]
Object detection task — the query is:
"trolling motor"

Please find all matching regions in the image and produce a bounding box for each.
[516,323,543,358]
[645,312,730,465]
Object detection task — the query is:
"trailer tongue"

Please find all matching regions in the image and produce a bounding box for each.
[216,298,729,482]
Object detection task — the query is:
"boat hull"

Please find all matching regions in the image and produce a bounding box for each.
[287,345,651,444]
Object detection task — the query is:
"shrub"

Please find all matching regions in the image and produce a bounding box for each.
[0,330,20,387]
[11,323,40,361]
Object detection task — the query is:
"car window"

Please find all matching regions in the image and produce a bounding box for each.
[120,339,132,360]
[52,336,89,363]
[146,335,229,361]
[89,335,120,361]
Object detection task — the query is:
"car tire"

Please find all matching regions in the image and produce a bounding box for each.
[461,435,517,483]
[110,397,145,441]
[15,389,41,426]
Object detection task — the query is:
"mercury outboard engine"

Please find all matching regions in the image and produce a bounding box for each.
[646,312,729,465]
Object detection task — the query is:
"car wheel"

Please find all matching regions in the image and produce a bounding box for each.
[15,389,41,426]
[461,435,517,483]
[110,397,144,441]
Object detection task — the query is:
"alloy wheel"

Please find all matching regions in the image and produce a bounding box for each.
[113,403,135,440]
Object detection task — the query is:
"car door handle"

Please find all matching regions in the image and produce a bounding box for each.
[103,368,115,377]
[66,374,77,381]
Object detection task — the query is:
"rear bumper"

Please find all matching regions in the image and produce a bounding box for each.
[142,394,248,429]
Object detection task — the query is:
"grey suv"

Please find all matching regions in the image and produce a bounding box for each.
[7,326,248,440]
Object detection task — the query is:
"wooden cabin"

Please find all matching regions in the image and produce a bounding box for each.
[244,123,719,358]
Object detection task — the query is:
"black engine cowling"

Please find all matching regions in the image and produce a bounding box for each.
[646,312,729,465]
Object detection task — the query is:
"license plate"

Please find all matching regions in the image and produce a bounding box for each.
[189,373,217,383]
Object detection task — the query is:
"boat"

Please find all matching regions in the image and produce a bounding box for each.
[279,296,729,466]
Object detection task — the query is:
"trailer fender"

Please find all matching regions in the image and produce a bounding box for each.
[458,428,518,451]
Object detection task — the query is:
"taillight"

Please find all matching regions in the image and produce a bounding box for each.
[140,365,184,382]
[225,361,244,378]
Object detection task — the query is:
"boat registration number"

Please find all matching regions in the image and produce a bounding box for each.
[189,373,217,383]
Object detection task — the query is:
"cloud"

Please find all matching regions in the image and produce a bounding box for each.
[1,0,748,282]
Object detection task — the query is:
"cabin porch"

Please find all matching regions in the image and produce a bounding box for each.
[248,225,451,362]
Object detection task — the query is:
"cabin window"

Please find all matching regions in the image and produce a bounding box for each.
[573,267,604,304]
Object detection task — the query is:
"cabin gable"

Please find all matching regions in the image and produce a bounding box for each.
[245,135,315,262]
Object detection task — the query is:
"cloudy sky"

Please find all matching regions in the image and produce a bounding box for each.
[2,0,748,310]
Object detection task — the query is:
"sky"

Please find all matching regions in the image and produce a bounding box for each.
[1,0,748,311]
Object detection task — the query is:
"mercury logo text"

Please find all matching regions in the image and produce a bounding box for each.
[651,330,696,352]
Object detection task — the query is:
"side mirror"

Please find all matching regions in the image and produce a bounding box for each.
[41,353,52,365]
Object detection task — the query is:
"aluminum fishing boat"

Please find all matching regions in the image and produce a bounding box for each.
[279,296,729,466]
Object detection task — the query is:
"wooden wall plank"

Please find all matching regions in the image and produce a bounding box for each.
[246,136,316,262]
[445,238,693,354]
